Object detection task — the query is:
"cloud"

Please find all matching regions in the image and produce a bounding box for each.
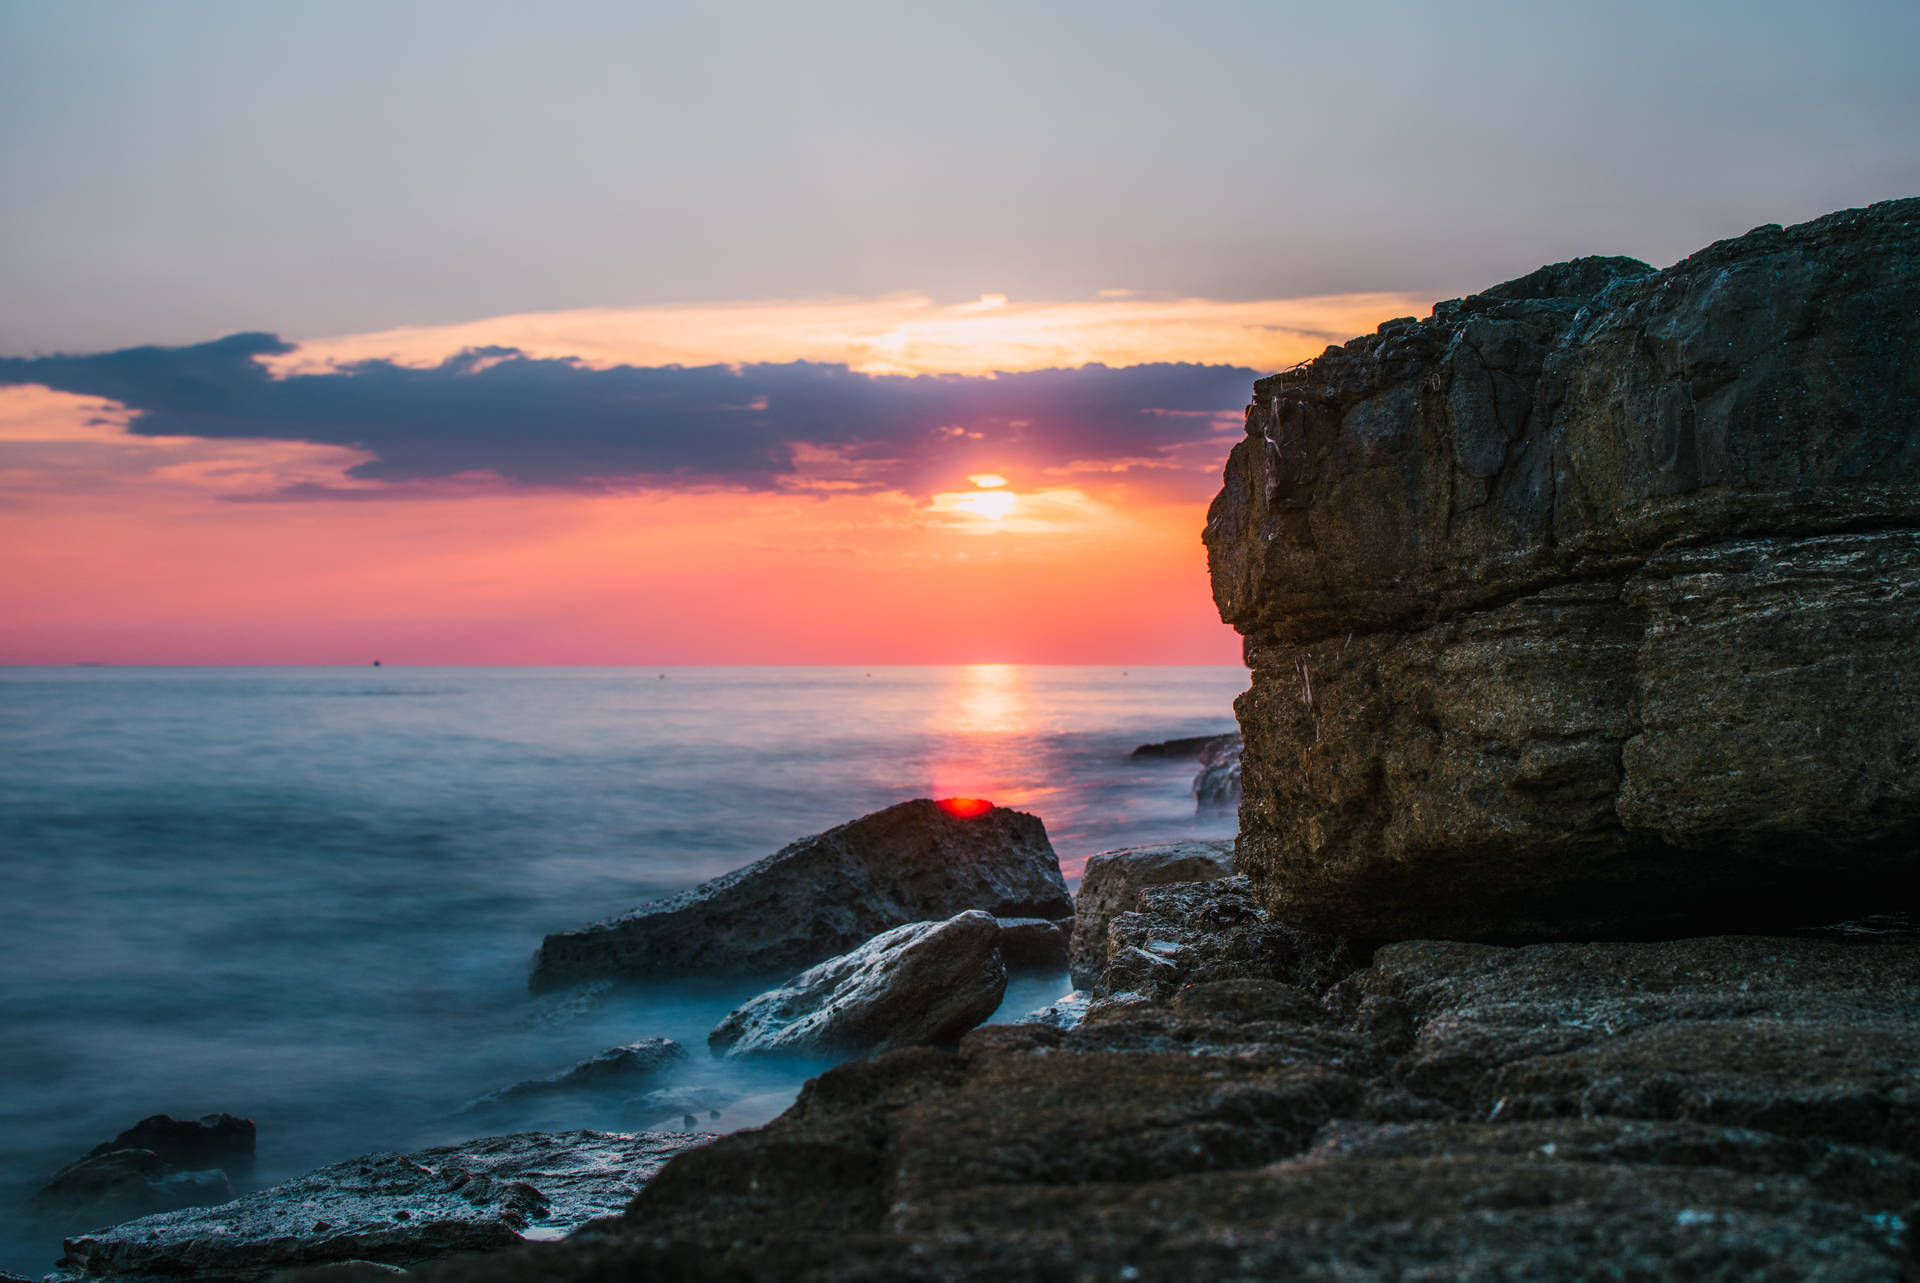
[264,291,1427,377]
[0,334,1259,498]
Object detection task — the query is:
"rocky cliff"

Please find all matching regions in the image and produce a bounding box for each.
[1205,198,1920,939]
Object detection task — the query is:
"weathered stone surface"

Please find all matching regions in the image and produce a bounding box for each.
[1066,839,1234,987]
[1204,198,1920,938]
[530,800,1068,988]
[1089,875,1356,1010]
[459,1040,687,1115]
[708,911,1007,1059]
[398,930,1920,1283]
[53,1131,707,1282]
[1334,933,1920,1143]
[29,1150,233,1232]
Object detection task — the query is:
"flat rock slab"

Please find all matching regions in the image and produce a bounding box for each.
[709,911,1006,1058]
[1067,839,1234,987]
[1339,933,1920,1146]
[53,1130,708,1282]
[531,799,1068,988]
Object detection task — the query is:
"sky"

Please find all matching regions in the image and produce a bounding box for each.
[2,0,1916,664]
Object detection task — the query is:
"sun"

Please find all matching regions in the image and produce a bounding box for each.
[946,490,1017,521]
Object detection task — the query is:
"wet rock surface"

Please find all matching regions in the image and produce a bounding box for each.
[1067,839,1235,987]
[1204,198,1920,939]
[459,1040,687,1115]
[530,799,1068,988]
[398,917,1920,1283]
[51,1131,708,1282]
[709,911,1007,1059]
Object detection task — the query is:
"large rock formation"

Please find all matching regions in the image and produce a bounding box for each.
[708,911,1007,1059]
[1204,198,1920,939]
[530,800,1069,988]
[51,1131,707,1282]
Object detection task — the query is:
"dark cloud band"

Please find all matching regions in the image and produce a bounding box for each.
[0,334,1255,494]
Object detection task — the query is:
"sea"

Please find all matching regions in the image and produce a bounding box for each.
[0,664,1244,1274]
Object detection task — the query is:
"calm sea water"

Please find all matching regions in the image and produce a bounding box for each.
[0,665,1242,1273]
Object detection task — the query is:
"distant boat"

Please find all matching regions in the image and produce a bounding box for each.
[73,662,107,667]
[372,660,382,667]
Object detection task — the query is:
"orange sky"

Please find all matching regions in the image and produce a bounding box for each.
[0,290,1425,665]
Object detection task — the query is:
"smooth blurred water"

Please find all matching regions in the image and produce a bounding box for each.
[0,664,1242,1273]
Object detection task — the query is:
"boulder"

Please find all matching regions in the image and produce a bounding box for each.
[1066,839,1235,987]
[460,1040,687,1114]
[992,917,1069,972]
[29,1149,233,1230]
[1204,198,1920,938]
[530,800,1068,989]
[52,1130,707,1282]
[708,911,1006,1059]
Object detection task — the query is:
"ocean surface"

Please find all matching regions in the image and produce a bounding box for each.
[0,665,1243,1273]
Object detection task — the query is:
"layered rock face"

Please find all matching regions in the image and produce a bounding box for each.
[530,800,1069,988]
[1205,199,1920,938]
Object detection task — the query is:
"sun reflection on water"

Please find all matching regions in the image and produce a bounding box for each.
[927,665,1050,807]
[946,663,1028,735]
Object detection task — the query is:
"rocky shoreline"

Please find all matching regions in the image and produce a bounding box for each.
[20,197,1919,1281]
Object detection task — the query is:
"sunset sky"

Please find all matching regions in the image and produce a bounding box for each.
[3,1,1915,664]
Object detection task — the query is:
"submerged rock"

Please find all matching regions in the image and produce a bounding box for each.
[530,799,1068,988]
[1066,839,1235,987]
[52,1130,707,1282]
[29,1149,233,1231]
[29,1113,256,1232]
[86,1114,255,1180]
[460,1040,687,1114]
[1204,198,1920,939]
[1128,732,1238,761]
[708,911,1006,1059]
